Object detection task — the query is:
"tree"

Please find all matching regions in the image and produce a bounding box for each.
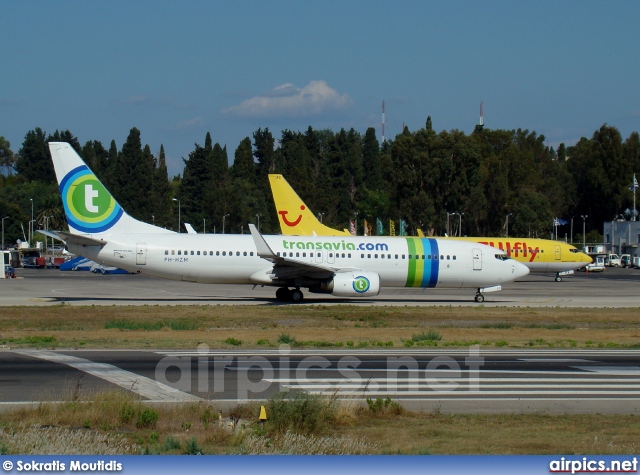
[0,137,15,175]
[15,128,54,183]
[152,145,173,230]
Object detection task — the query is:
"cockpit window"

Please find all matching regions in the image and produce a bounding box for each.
[495,254,511,261]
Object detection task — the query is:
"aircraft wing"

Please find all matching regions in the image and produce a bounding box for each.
[39,230,106,247]
[249,224,347,282]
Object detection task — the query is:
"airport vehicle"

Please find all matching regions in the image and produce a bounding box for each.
[268,174,592,282]
[605,254,622,267]
[42,142,528,302]
[620,254,631,268]
[582,255,605,272]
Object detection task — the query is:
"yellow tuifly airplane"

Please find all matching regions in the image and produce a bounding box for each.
[269,174,592,281]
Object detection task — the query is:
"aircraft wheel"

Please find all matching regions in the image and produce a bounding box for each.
[555,276,562,282]
[275,287,290,301]
[474,293,484,303]
[290,289,304,303]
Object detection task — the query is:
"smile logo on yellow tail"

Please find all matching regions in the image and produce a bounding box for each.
[59,165,123,233]
[279,205,305,227]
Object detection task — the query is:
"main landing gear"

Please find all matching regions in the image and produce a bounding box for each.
[275,287,304,303]
[555,274,563,282]
[474,291,485,303]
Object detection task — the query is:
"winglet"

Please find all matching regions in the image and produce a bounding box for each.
[249,223,278,260]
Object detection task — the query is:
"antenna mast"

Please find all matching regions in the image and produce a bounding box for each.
[382,100,386,143]
[479,101,484,126]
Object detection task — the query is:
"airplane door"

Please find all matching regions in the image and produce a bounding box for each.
[554,245,561,261]
[136,243,147,265]
[327,252,335,264]
[315,251,323,263]
[472,248,482,270]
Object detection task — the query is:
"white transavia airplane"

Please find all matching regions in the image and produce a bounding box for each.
[44,142,529,303]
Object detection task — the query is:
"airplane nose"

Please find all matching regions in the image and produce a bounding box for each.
[514,261,530,279]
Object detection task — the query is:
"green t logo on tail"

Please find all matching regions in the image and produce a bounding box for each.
[60,165,123,233]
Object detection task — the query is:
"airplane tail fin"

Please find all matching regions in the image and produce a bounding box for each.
[49,142,172,236]
[268,174,351,236]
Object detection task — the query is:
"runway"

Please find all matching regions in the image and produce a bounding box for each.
[2,267,640,413]
[2,266,640,307]
[2,348,640,414]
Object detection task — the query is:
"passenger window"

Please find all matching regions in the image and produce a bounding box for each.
[447,255,450,260]
[236,252,240,256]
[243,251,247,256]
[178,250,181,256]
[428,255,431,260]
[171,250,175,255]
[216,251,220,256]
[367,254,371,259]
[348,253,352,258]
[408,255,412,260]
[395,254,398,259]
[453,255,456,260]
[222,251,226,256]
[165,250,168,255]
[303,252,306,257]
[381,254,385,259]
[250,252,254,256]
[329,253,333,258]
[197,251,200,255]
[375,254,378,259]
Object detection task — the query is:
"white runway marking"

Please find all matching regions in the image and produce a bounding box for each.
[14,350,201,402]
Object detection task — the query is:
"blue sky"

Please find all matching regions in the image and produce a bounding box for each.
[2,1,640,176]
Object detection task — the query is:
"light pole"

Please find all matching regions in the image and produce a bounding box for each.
[172,198,180,233]
[203,218,206,234]
[505,213,513,238]
[2,216,8,250]
[255,214,260,232]
[581,215,588,250]
[570,216,574,244]
[152,215,155,225]
[446,212,453,236]
[222,214,229,234]
[457,212,464,237]
[318,212,324,224]
[29,198,33,246]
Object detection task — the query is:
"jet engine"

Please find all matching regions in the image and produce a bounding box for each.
[309,271,380,297]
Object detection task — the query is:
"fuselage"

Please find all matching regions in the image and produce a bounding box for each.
[70,233,529,289]
[442,237,591,273]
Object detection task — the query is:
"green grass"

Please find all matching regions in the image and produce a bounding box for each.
[412,330,443,342]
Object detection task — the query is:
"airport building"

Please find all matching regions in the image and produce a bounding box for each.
[603,220,640,260]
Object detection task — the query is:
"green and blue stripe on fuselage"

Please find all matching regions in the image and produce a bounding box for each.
[405,238,439,287]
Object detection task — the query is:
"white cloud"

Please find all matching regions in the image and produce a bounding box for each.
[174,116,205,129]
[223,80,353,118]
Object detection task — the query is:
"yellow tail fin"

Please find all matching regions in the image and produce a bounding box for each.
[268,174,351,236]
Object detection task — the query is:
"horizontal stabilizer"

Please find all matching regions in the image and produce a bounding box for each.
[39,230,106,247]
